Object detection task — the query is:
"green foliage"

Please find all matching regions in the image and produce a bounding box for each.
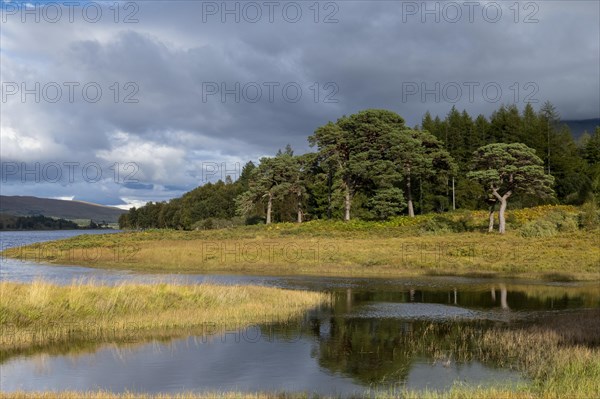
[244,215,265,225]
[583,127,600,164]
[421,216,456,234]
[519,208,579,237]
[309,109,456,219]
[420,213,476,234]
[519,220,558,237]
[119,104,596,229]
[390,129,456,216]
[454,178,485,209]
[235,149,308,224]
[191,217,245,230]
[579,200,600,230]
[309,109,409,220]
[425,101,591,206]
[0,214,82,230]
[468,142,554,199]
[367,187,406,220]
[545,209,579,232]
[119,173,247,230]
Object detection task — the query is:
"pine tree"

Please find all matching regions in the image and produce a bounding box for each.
[468,143,554,233]
[421,111,435,133]
[539,101,560,174]
[309,109,406,220]
[584,127,600,164]
[389,130,456,217]
[520,103,541,151]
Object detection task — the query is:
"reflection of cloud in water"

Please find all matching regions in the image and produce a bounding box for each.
[353,303,482,320]
[405,360,525,391]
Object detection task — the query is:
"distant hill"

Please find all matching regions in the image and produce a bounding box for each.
[563,119,600,140]
[0,196,126,223]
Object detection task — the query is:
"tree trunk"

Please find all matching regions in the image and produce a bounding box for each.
[344,184,351,221]
[500,285,509,310]
[491,186,511,234]
[327,169,332,220]
[419,177,423,215]
[498,197,507,234]
[266,192,272,225]
[297,194,302,223]
[488,205,495,232]
[452,177,456,211]
[407,173,414,217]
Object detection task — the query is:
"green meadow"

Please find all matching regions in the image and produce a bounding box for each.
[4,205,598,281]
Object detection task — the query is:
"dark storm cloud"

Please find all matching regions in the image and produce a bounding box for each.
[1,0,598,205]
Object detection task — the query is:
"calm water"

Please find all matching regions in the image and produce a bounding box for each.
[1,230,598,396]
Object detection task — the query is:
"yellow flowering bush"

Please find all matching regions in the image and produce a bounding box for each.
[511,205,579,225]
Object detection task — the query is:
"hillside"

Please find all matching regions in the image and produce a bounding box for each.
[0,196,126,223]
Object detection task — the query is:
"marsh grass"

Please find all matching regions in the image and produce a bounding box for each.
[0,390,541,399]
[2,205,597,280]
[0,393,325,399]
[4,229,597,280]
[471,310,600,398]
[0,390,539,399]
[2,311,598,398]
[0,281,329,358]
[0,393,333,399]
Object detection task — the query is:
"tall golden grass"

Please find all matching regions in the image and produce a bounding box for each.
[0,281,330,356]
[2,205,597,280]
[4,230,597,280]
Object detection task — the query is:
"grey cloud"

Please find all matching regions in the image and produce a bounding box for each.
[1,1,598,205]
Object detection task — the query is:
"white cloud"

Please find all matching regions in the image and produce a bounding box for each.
[111,198,148,210]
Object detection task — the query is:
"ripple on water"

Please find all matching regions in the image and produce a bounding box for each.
[353,302,483,320]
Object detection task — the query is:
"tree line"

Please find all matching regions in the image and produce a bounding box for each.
[0,214,80,230]
[118,102,600,232]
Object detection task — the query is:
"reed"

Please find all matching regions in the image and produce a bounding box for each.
[0,280,330,357]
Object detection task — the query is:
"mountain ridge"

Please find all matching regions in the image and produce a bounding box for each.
[0,195,126,223]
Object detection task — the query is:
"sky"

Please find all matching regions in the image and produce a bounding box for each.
[1,0,599,208]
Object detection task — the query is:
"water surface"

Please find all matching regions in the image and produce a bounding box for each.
[1,230,598,396]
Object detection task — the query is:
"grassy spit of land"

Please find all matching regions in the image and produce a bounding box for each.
[0,281,329,358]
[3,206,598,280]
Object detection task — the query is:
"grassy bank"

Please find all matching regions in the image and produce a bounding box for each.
[3,206,598,280]
[0,281,329,358]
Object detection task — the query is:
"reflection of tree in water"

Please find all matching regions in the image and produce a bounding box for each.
[311,316,501,386]
[329,285,596,313]
[303,284,599,387]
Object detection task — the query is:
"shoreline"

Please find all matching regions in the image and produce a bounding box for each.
[3,229,598,282]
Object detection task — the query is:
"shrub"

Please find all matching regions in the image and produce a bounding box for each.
[455,212,476,231]
[511,205,578,225]
[421,216,456,234]
[579,201,600,230]
[519,220,558,237]
[245,215,265,225]
[506,212,523,228]
[192,217,245,230]
[556,216,579,232]
[544,209,579,232]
